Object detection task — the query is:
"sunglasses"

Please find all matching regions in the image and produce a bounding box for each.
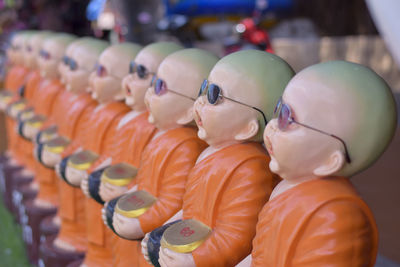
[62,56,70,66]
[274,97,351,163]
[69,58,78,71]
[198,79,268,126]
[39,49,51,60]
[67,58,94,73]
[96,64,122,79]
[151,77,196,101]
[129,61,155,79]
[11,45,20,51]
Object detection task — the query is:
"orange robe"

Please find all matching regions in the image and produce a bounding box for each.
[87,111,156,267]
[132,127,207,267]
[4,66,30,163]
[81,111,155,267]
[50,93,97,252]
[180,143,278,267]
[251,177,378,267]
[24,70,42,106]
[60,101,130,266]
[13,70,42,168]
[34,80,87,206]
[4,65,28,93]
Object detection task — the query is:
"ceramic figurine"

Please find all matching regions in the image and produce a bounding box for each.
[38,38,108,267]
[141,50,294,267]
[79,42,183,267]
[250,61,396,266]
[54,42,142,267]
[103,48,218,267]
[0,32,51,219]
[16,33,80,264]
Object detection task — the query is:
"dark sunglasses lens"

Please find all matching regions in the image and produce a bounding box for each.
[207,84,220,104]
[40,50,50,60]
[278,104,290,130]
[137,65,147,79]
[129,61,135,74]
[63,56,69,65]
[69,60,77,71]
[96,65,106,77]
[198,79,208,97]
[154,79,164,95]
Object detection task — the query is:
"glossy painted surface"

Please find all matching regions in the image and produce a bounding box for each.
[251,177,378,266]
[181,143,278,267]
[252,61,396,266]
[157,50,293,267]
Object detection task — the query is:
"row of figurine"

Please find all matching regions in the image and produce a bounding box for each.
[0,30,396,267]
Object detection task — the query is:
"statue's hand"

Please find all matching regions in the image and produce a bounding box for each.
[42,149,62,168]
[113,212,144,240]
[159,248,196,267]
[65,165,88,187]
[99,181,128,202]
[81,175,90,197]
[55,163,61,178]
[141,233,151,264]
[102,202,109,228]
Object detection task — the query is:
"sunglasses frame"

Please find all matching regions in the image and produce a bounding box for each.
[129,61,155,79]
[62,56,70,66]
[95,63,123,80]
[274,97,352,163]
[39,49,51,60]
[67,57,95,73]
[199,79,268,127]
[152,77,196,101]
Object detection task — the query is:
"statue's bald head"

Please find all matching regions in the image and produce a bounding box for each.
[39,33,77,79]
[284,61,397,177]
[9,31,36,65]
[24,31,54,69]
[98,42,142,79]
[208,50,294,139]
[134,42,184,73]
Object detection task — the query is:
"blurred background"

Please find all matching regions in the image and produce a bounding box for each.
[0,0,399,266]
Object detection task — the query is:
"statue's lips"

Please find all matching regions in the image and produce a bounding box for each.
[264,136,274,156]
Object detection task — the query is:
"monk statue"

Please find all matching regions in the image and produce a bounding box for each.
[11,33,77,264]
[38,38,108,267]
[79,42,183,267]
[55,42,142,267]
[249,61,396,266]
[0,31,33,212]
[1,32,53,221]
[142,50,294,267]
[103,48,218,266]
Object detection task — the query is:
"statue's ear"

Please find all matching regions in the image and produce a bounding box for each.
[176,105,194,125]
[234,118,259,141]
[313,150,345,177]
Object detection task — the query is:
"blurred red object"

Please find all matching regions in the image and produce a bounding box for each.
[238,18,274,53]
